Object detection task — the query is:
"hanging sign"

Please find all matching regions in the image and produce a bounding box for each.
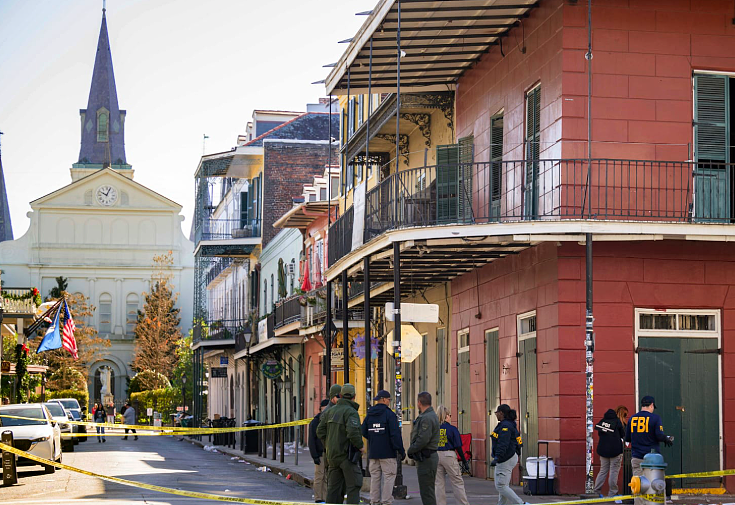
[210,367,227,378]
[385,302,439,323]
[261,359,283,380]
[351,182,366,251]
[220,356,229,366]
[331,348,344,371]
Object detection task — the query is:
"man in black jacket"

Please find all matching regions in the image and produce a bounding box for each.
[362,390,405,505]
[593,408,626,498]
[309,399,330,503]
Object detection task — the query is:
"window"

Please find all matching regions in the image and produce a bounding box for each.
[490,112,504,216]
[636,309,719,337]
[320,187,327,201]
[524,85,541,218]
[290,259,296,295]
[240,190,249,227]
[518,311,537,341]
[99,293,112,334]
[314,240,324,281]
[97,110,109,142]
[125,294,139,335]
[263,281,267,314]
[331,176,340,200]
[270,274,274,311]
[358,95,364,126]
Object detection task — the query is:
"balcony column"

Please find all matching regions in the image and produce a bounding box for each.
[392,239,406,498]
[364,256,371,404]
[325,280,332,389]
[342,270,349,384]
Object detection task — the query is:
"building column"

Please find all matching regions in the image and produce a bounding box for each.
[114,278,123,336]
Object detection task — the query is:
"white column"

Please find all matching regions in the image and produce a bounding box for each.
[88,278,97,327]
[114,278,123,336]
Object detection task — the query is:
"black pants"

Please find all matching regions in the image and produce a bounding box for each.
[124,428,137,437]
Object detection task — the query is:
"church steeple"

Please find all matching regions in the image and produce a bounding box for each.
[73,7,132,181]
[0,132,14,242]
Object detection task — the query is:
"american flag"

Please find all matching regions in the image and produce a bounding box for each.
[62,300,78,359]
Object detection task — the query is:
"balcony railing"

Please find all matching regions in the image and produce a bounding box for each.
[195,218,262,244]
[0,288,38,316]
[301,286,328,329]
[206,257,234,286]
[274,296,302,329]
[329,159,733,265]
[193,318,247,343]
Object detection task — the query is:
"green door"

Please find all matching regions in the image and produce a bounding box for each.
[638,337,720,488]
[437,144,459,224]
[486,329,500,478]
[518,337,539,465]
[458,331,471,433]
[694,74,730,222]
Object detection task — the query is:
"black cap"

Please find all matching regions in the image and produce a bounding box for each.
[495,404,511,414]
[641,396,656,409]
[373,390,391,402]
[320,399,329,408]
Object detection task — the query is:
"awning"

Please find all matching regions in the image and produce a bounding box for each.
[238,336,303,358]
[326,0,539,95]
[273,201,333,230]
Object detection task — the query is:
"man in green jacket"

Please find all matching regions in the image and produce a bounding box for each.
[316,383,364,504]
[408,392,440,505]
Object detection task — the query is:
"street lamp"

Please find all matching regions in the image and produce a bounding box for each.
[181,373,187,415]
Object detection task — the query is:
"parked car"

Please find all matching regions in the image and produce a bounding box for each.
[49,398,87,442]
[44,402,74,452]
[0,403,62,474]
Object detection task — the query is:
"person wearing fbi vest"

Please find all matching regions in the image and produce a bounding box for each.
[434,405,470,505]
[490,404,524,505]
[362,390,405,505]
[625,396,673,505]
[593,408,626,499]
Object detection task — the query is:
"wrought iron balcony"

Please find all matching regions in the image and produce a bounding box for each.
[329,159,733,265]
[273,296,302,329]
[300,286,328,329]
[193,318,247,344]
[194,218,262,244]
[0,288,39,318]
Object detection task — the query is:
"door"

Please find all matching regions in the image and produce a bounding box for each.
[457,330,471,434]
[437,144,460,224]
[518,337,538,464]
[694,73,730,222]
[486,329,500,478]
[638,337,720,488]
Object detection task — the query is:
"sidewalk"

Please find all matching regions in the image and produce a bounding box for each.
[183,436,566,504]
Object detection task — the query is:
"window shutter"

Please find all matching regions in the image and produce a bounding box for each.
[525,87,541,218]
[458,135,474,223]
[490,114,504,217]
[694,74,729,163]
[436,144,460,223]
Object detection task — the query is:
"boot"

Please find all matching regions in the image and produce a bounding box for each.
[134,436,138,440]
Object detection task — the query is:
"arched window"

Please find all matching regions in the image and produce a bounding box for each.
[97,110,109,142]
[125,293,139,335]
[99,293,112,334]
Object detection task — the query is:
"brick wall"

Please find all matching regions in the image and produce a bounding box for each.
[262,142,337,247]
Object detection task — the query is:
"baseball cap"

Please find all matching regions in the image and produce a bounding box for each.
[495,404,511,414]
[373,390,391,402]
[320,399,330,408]
[341,383,356,399]
[641,396,656,408]
[329,384,342,399]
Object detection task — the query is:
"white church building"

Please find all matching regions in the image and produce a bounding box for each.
[0,9,193,408]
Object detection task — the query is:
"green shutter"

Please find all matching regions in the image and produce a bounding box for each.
[490,115,504,219]
[694,74,729,163]
[525,87,541,218]
[458,135,474,223]
[436,144,459,223]
[694,74,730,221]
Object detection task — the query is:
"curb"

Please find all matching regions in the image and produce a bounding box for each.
[182,437,314,489]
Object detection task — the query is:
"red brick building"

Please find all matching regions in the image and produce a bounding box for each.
[323,0,735,495]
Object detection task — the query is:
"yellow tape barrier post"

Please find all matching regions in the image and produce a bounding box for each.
[0,440,666,505]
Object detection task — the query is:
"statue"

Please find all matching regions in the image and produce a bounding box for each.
[99,366,113,405]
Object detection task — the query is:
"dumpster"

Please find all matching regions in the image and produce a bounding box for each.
[241,420,263,453]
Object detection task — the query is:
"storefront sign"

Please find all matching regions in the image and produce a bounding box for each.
[258,318,268,342]
[261,359,283,380]
[331,348,344,371]
[385,302,439,323]
[210,367,227,378]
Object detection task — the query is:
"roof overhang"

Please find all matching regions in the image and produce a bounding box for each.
[191,339,236,351]
[325,0,539,95]
[273,201,333,229]
[238,336,304,357]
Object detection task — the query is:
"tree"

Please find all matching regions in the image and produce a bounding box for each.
[171,335,193,409]
[132,252,182,380]
[41,291,110,390]
[48,276,68,300]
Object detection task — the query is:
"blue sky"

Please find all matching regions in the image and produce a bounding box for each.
[0,0,364,236]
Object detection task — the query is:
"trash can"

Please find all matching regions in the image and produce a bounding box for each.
[241,420,263,453]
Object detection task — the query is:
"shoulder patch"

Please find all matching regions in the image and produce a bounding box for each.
[502,427,508,431]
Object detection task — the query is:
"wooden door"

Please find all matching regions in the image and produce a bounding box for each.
[518,337,538,464]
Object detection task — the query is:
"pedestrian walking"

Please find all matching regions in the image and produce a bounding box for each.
[316,383,363,504]
[490,404,524,505]
[625,396,673,505]
[94,402,107,442]
[407,392,440,505]
[309,399,330,503]
[122,401,138,440]
[593,408,626,499]
[362,390,405,505]
[105,401,116,425]
[434,406,470,505]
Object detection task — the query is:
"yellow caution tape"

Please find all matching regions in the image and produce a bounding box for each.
[0,440,663,505]
[666,468,735,479]
[673,487,726,495]
[0,414,311,432]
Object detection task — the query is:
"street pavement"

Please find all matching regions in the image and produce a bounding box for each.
[0,429,315,505]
